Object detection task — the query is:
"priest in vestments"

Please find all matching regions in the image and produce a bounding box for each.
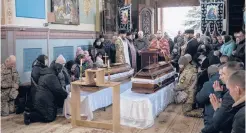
[126,32,137,72]
[115,30,131,65]
[149,30,170,61]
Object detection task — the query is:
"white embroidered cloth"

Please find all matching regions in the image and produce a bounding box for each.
[63,81,132,120]
[120,82,176,129]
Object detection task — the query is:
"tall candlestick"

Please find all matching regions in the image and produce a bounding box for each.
[80,59,83,66]
[107,59,110,68]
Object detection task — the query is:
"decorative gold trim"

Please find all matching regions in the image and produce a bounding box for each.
[7,0,13,24]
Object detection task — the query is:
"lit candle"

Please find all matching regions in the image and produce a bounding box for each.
[107,59,110,68]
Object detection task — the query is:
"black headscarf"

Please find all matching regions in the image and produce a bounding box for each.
[37,55,46,65]
[50,63,63,76]
[223,35,231,43]
[65,60,75,72]
[93,38,103,49]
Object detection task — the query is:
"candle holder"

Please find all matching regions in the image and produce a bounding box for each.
[106,67,112,83]
[92,62,98,70]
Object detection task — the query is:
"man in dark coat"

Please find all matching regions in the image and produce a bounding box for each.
[183,29,199,59]
[134,31,149,71]
[226,70,245,133]
[202,61,244,133]
[196,65,220,126]
[174,31,181,44]
[24,63,68,125]
[232,30,245,64]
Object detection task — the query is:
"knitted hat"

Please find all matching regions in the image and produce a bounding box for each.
[207,65,219,76]
[184,54,192,62]
[55,54,66,64]
[76,47,84,57]
[178,56,189,66]
[184,29,194,34]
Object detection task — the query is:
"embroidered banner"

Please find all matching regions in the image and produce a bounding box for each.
[119,4,132,32]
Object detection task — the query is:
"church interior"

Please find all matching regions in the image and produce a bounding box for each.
[1,0,246,133]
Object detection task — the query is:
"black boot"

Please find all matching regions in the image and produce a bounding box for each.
[24,112,31,125]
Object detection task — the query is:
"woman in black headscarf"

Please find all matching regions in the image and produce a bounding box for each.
[27,55,49,111]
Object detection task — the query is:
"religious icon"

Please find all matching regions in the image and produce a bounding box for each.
[121,10,128,24]
[206,5,218,20]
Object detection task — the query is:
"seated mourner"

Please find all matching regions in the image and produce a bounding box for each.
[50,55,71,90]
[1,55,20,116]
[65,60,79,82]
[196,65,220,126]
[202,61,244,133]
[174,56,203,118]
[24,63,68,125]
[226,70,245,133]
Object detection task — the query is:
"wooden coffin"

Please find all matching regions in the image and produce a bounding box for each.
[104,63,131,76]
[140,49,160,68]
[131,75,176,94]
[131,61,175,94]
[135,61,174,79]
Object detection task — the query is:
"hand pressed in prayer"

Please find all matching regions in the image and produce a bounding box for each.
[213,80,223,92]
[209,94,221,111]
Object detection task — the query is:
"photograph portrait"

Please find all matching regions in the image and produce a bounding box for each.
[206,5,218,20]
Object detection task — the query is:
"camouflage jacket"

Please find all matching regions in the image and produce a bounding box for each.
[177,64,197,104]
[1,63,20,89]
[115,37,126,64]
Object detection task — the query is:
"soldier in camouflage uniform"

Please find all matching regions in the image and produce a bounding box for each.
[1,55,20,116]
[174,55,203,118]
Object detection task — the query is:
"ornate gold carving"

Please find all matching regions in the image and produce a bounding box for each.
[7,0,13,24]
[83,0,92,16]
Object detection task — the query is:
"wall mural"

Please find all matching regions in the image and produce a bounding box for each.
[53,46,74,61]
[80,0,96,24]
[23,48,42,72]
[119,5,131,32]
[51,0,80,25]
[201,0,224,35]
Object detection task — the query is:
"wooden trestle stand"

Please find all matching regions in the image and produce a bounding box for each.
[70,68,121,133]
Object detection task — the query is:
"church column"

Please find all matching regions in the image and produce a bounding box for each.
[1,0,5,25]
[154,0,158,33]
[160,8,163,31]
[96,0,100,32]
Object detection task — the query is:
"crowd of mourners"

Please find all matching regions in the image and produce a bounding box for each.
[1,27,245,133]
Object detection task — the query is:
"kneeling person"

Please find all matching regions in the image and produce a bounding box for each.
[174,56,203,117]
[1,55,19,116]
[24,63,68,125]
